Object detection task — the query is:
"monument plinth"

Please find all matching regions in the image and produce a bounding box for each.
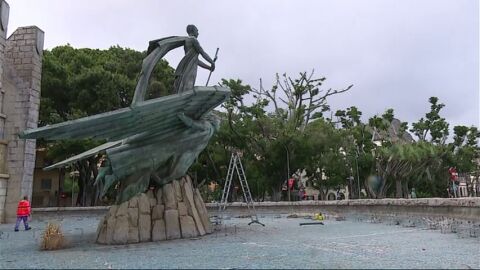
[96,175,212,244]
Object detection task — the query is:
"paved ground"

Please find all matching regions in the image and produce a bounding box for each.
[0,215,479,269]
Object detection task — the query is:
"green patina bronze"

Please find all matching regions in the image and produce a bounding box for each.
[20,25,229,203]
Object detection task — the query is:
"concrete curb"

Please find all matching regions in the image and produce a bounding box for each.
[205,197,480,208]
[32,198,480,213]
[33,206,110,212]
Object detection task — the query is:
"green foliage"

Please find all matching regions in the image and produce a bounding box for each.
[335,106,362,129]
[376,141,449,198]
[301,119,350,194]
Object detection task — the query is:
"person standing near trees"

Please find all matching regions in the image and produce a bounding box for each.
[14,196,31,232]
[448,167,459,198]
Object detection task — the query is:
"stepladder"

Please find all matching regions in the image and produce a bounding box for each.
[216,151,265,226]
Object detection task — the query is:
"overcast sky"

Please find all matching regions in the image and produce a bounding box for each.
[7,0,480,131]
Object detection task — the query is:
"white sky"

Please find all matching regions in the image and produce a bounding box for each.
[7,0,480,131]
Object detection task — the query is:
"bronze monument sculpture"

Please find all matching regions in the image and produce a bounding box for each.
[20,25,230,244]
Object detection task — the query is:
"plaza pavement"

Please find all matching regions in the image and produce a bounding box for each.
[0,215,479,269]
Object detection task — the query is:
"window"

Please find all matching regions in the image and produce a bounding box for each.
[41,178,52,190]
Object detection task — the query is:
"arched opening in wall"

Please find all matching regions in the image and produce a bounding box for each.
[327,193,336,201]
[338,193,346,200]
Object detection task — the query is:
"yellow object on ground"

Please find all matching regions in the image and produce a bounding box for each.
[314,213,324,221]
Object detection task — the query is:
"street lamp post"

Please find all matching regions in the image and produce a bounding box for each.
[285,145,290,202]
[355,146,361,199]
[72,176,75,207]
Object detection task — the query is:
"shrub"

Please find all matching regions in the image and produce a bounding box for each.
[40,223,65,250]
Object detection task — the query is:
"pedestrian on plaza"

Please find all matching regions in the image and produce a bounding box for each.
[14,196,31,232]
[452,181,459,198]
[411,188,417,199]
[298,187,307,201]
[448,167,459,198]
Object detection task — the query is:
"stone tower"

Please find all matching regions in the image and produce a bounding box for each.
[0,0,44,223]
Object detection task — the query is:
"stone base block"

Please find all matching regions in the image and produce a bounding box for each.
[96,175,212,244]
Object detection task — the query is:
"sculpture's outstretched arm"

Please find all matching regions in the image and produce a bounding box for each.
[192,39,214,66]
[198,60,211,70]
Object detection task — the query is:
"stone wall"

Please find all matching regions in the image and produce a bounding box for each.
[0,0,44,223]
[0,0,9,223]
[205,198,480,222]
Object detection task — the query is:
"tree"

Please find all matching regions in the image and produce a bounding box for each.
[375,142,448,198]
[252,71,353,130]
[407,97,480,197]
[249,71,352,197]
[411,97,449,144]
[300,119,350,200]
[192,72,352,201]
[334,106,378,199]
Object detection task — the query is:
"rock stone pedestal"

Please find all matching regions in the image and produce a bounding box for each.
[96,175,213,244]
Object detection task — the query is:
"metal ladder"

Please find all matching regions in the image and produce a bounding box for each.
[216,151,264,226]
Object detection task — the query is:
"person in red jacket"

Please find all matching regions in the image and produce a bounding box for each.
[14,196,31,231]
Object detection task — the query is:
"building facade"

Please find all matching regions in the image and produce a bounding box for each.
[32,148,61,207]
